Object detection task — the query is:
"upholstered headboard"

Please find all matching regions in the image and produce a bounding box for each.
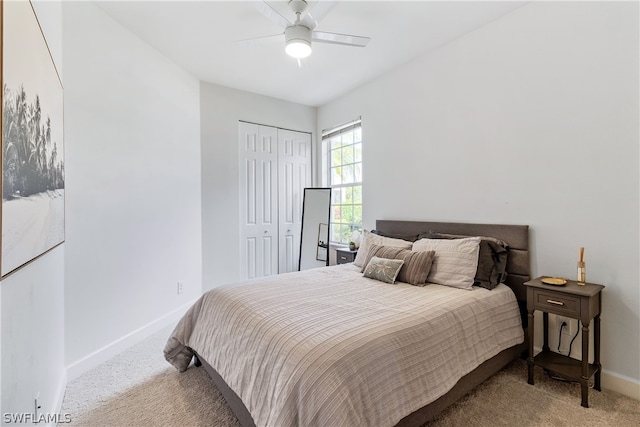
[375,220,530,304]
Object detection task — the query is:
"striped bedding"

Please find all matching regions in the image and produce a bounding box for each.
[165,264,524,427]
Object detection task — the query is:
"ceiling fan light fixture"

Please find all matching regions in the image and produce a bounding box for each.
[286,39,311,58]
[285,25,312,58]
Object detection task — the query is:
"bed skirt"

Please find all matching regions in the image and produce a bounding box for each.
[195,339,528,427]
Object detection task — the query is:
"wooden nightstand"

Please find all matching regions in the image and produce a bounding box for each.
[524,276,605,408]
[336,248,358,264]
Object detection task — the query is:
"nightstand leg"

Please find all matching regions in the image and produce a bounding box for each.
[527,309,535,385]
[594,314,602,392]
[542,312,550,352]
[581,320,590,408]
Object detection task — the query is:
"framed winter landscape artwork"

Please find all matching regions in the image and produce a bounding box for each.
[1,0,65,278]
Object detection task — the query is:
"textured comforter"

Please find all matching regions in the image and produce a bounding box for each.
[165,264,523,427]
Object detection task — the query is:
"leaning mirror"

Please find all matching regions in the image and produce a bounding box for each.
[299,188,331,271]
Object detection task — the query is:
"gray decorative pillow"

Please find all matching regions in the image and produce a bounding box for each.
[360,244,435,286]
[362,257,405,284]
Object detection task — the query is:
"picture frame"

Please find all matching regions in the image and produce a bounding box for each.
[1,0,65,278]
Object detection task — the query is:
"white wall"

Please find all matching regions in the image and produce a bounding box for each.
[1,0,66,419]
[318,1,639,392]
[62,2,202,376]
[1,249,65,420]
[200,83,316,290]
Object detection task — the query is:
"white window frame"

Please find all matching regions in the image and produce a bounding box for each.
[321,118,362,245]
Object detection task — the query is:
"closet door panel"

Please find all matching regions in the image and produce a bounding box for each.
[278,129,312,273]
[239,123,278,279]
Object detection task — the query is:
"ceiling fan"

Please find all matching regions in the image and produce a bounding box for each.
[244,0,370,60]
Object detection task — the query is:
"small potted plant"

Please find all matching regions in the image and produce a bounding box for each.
[349,241,356,251]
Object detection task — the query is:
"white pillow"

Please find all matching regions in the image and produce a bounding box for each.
[412,237,481,290]
[353,230,412,268]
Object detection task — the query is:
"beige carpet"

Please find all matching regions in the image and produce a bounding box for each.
[61,325,640,427]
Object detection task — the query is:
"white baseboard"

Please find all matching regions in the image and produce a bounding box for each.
[602,369,640,401]
[65,299,197,381]
[532,345,639,401]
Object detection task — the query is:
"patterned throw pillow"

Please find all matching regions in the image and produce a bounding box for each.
[360,244,435,286]
[362,257,405,284]
[353,230,413,268]
[412,237,481,290]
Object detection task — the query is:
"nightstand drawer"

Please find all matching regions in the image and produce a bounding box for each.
[531,289,580,317]
[336,249,357,264]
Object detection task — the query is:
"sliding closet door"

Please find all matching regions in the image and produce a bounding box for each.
[239,122,278,279]
[278,130,312,273]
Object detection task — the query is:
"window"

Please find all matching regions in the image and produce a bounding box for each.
[322,119,362,244]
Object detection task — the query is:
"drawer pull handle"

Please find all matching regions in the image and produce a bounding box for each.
[547,299,565,306]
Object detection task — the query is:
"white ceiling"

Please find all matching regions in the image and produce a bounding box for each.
[96,1,527,107]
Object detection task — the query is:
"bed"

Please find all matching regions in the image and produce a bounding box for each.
[165,220,530,426]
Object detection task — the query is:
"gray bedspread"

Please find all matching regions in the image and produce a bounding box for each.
[165,264,523,427]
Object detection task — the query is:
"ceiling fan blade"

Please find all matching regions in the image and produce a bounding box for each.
[312,31,370,47]
[236,34,284,47]
[300,0,337,30]
[252,1,292,29]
